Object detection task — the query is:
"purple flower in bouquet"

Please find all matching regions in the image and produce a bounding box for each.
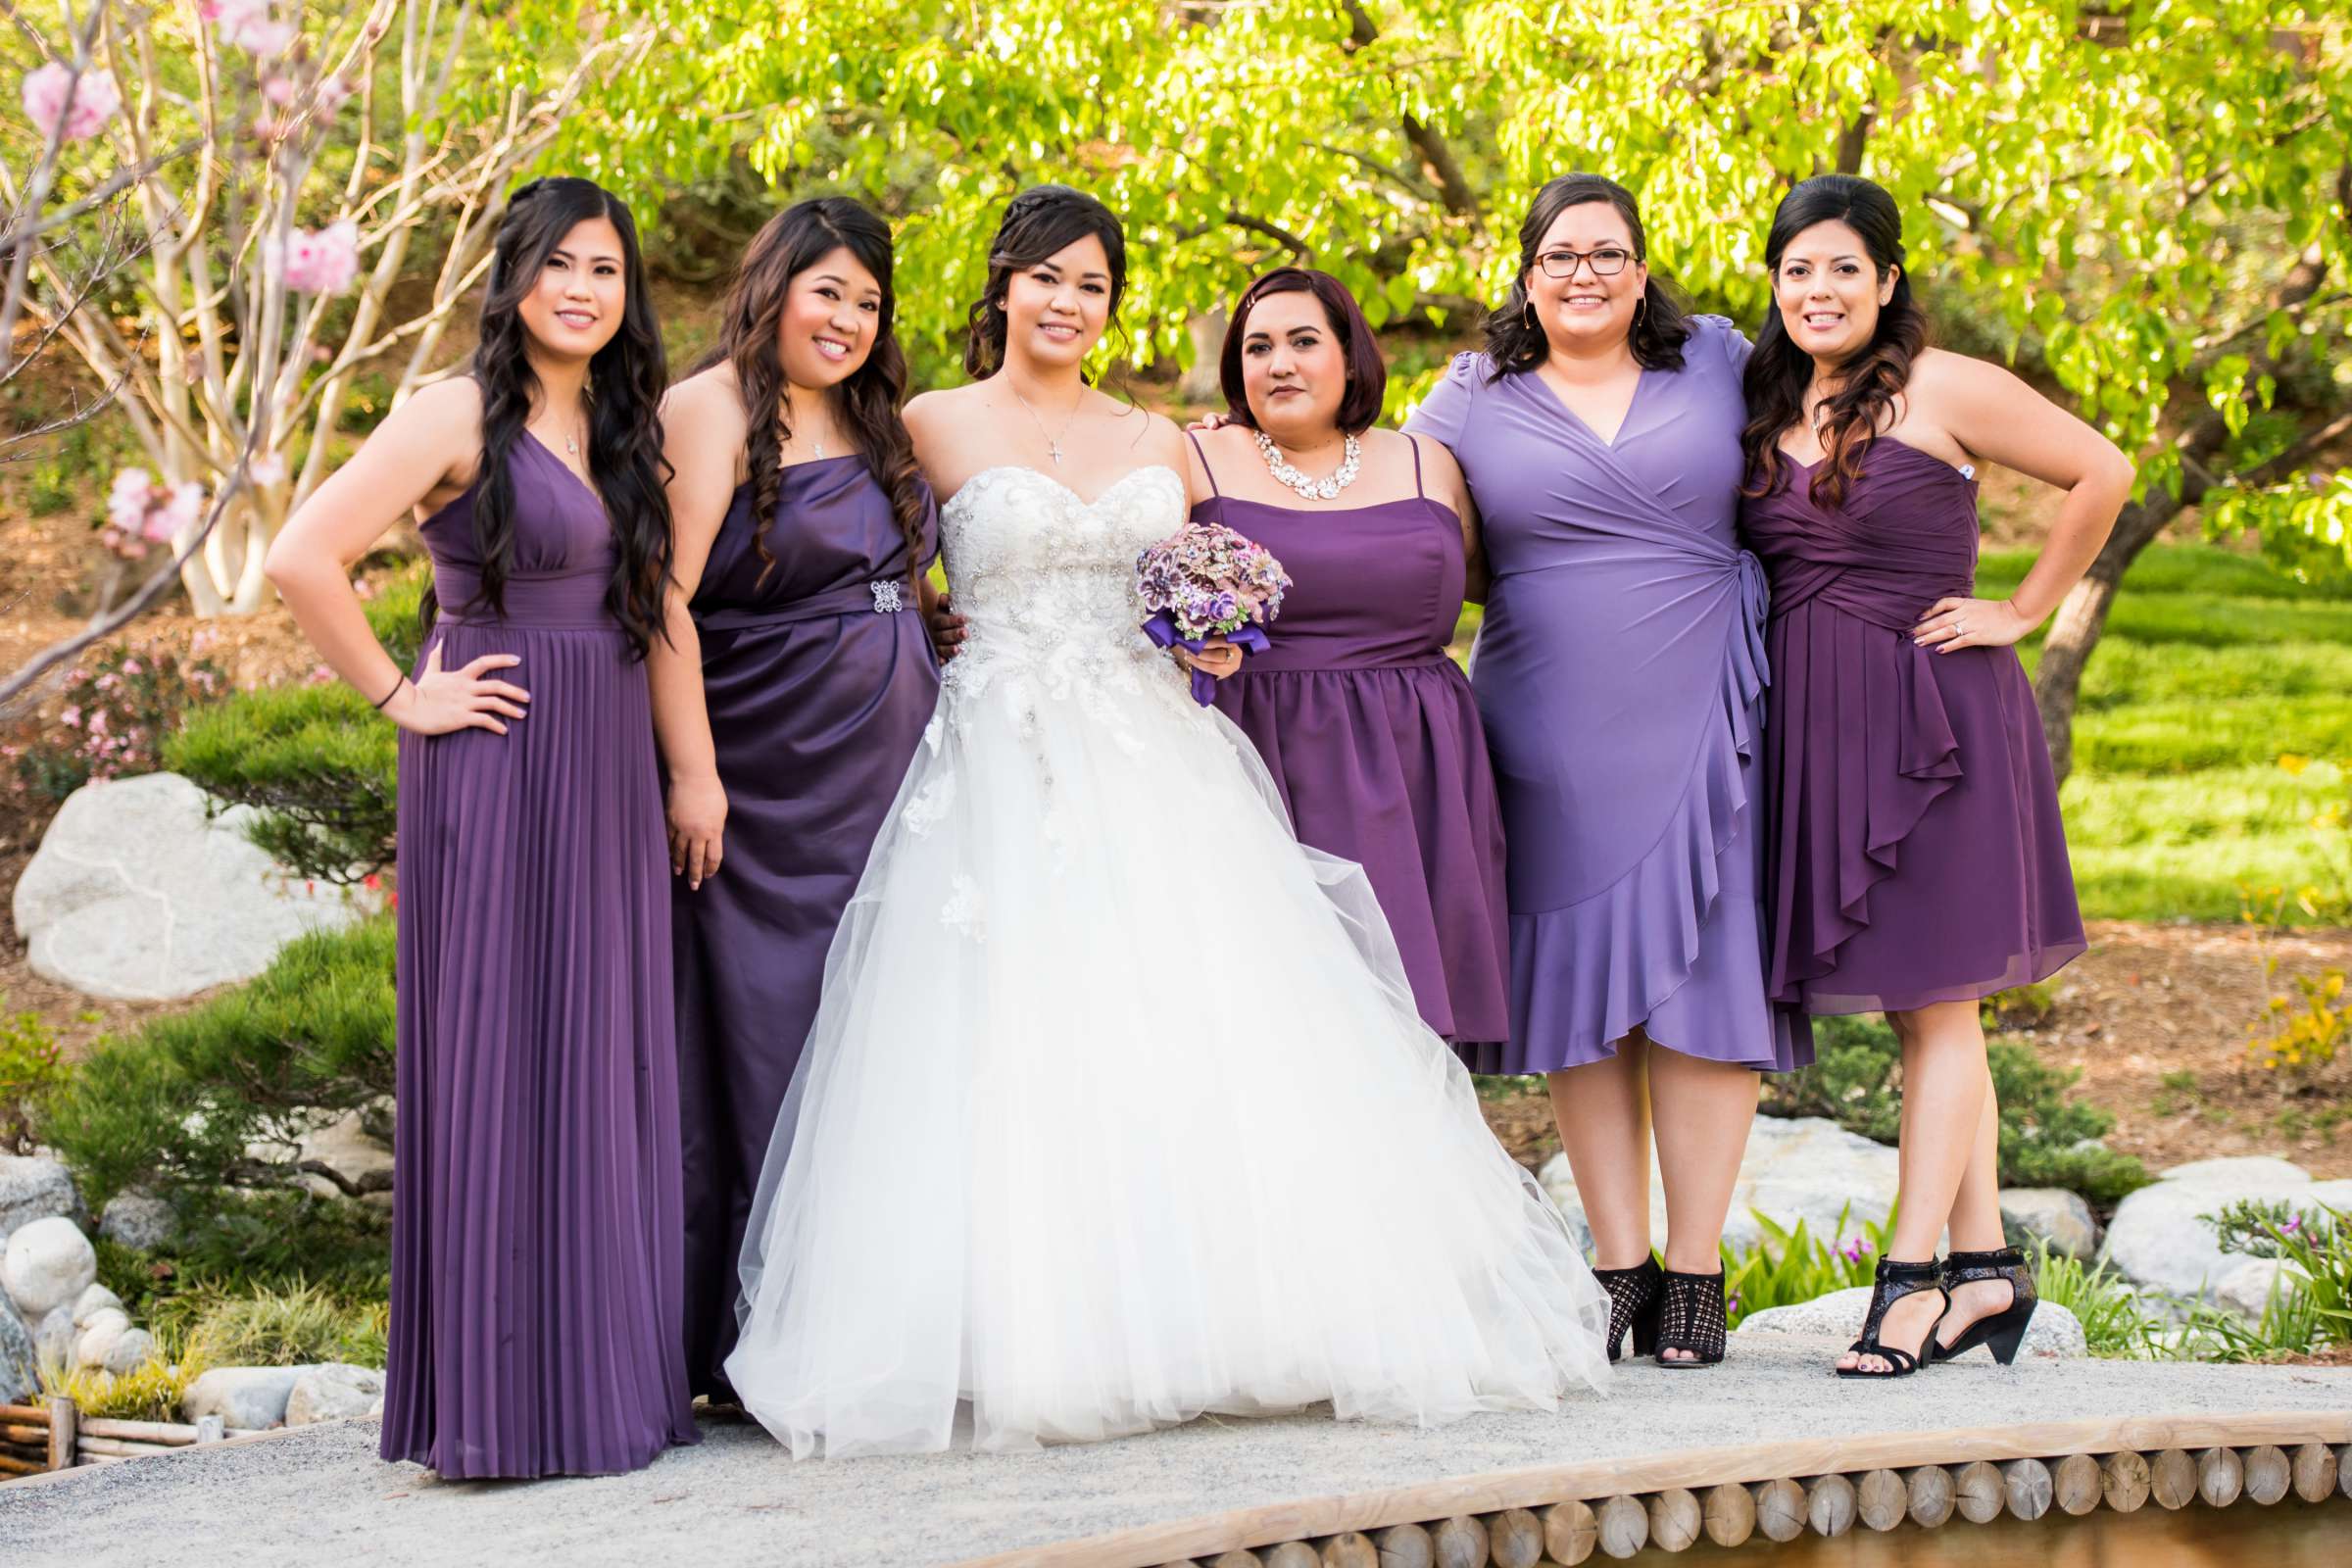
[1134,519,1292,705]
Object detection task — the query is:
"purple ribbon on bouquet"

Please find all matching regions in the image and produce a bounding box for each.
[1143,613,1270,706]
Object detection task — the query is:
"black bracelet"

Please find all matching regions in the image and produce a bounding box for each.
[370,673,406,710]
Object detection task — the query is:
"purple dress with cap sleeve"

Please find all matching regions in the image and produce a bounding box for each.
[1404,318,1810,1074]
[1740,437,2084,1013]
[671,456,940,1398]
[382,431,699,1478]
[1192,434,1510,1051]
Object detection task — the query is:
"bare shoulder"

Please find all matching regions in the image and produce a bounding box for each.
[906,382,982,434]
[1122,406,1188,469]
[397,372,483,438]
[663,365,750,442]
[1399,427,1464,483]
[1909,345,2021,402]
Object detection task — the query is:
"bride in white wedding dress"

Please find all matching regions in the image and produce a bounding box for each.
[724,186,1612,1457]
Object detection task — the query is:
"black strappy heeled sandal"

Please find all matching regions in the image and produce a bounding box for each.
[1654,1268,1729,1368]
[1837,1257,1947,1380]
[1592,1255,1663,1363]
[1932,1247,2038,1365]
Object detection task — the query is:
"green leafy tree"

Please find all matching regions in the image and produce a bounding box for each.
[576,0,2348,770]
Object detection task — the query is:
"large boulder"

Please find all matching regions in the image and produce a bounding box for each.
[284,1362,387,1427]
[0,1291,34,1404]
[2,1214,97,1319]
[2099,1156,2352,1301]
[11,772,367,1002]
[97,1190,179,1252]
[182,1365,303,1431]
[1998,1187,2100,1259]
[0,1153,85,1246]
[1737,1286,2088,1359]
[1541,1115,1903,1255]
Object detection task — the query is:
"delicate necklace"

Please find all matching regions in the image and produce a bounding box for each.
[1256,428,1361,501]
[1008,381,1084,466]
[785,391,825,460]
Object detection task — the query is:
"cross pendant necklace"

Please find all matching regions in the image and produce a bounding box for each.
[1009,381,1081,466]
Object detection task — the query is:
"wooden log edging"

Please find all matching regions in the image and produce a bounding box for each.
[955,1412,2352,1568]
[0,1396,266,1485]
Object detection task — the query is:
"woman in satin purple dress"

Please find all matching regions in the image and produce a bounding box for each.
[1406,173,1808,1368]
[1185,268,1508,1050]
[1739,175,2131,1379]
[267,177,697,1477]
[650,198,941,1402]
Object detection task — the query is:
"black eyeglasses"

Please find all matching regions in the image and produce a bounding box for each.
[1536,246,1637,279]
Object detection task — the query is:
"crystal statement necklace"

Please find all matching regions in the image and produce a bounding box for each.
[1255,429,1361,501]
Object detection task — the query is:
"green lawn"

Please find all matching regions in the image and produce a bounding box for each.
[1985,543,2352,923]
[1451,543,2352,924]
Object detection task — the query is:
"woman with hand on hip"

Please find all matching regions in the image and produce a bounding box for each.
[1185,267,1508,1052]
[1740,174,2128,1378]
[650,197,941,1405]
[267,177,697,1477]
[1406,172,1809,1369]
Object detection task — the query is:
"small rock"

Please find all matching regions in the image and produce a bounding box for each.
[97,1190,179,1252]
[296,1108,395,1197]
[73,1306,131,1370]
[33,1305,74,1368]
[0,1154,85,1247]
[1737,1285,2088,1358]
[11,772,367,1003]
[181,1365,303,1431]
[2213,1256,2305,1322]
[2,1214,98,1318]
[1999,1188,2099,1260]
[72,1282,124,1327]
[0,1292,34,1404]
[284,1362,387,1427]
[100,1326,156,1377]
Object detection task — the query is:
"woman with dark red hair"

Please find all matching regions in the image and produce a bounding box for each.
[1184,266,1508,1054]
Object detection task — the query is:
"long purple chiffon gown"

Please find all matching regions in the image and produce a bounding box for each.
[1191,433,1509,1049]
[384,431,698,1478]
[674,456,939,1398]
[1406,318,1809,1074]
[1740,437,2085,1012]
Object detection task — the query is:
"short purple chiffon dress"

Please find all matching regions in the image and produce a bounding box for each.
[1190,432,1510,1049]
[383,430,698,1478]
[1406,318,1810,1075]
[1740,436,2086,1013]
[673,457,939,1398]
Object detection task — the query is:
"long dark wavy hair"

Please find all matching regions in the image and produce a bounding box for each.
[1483,172,1690,379]
[698,198,926,587]
[962,184,1127,378]
[1740,173,1928,509]
[423,175,671,659]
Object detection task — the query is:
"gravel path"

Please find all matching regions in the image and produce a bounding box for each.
[5,1336,2347,1567]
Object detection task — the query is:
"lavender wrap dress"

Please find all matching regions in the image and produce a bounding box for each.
[383,431,698,1478]
[1191,433,1510,1049]
[674,456,939,1398]
[1406,318,1809,1074]
[1740,437,2086,1013]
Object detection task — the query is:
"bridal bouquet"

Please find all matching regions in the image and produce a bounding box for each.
[1135,520,1292,706]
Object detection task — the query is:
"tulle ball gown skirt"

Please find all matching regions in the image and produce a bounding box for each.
[724,648,1613,1456]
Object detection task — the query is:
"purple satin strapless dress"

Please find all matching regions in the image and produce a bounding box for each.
[383,430,698,1478]
[1407,318,1811,1074]
[1192,434,1510,1050]
[673,456,939,1398]
[1740,437,2085,1013]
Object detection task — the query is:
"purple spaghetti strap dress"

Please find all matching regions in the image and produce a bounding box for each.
[1405,318,1810,1074]
[382,431,698,1478]
[1740,437,2086,1013]
[1191,432,1510,1049]
[673,456,940,1398]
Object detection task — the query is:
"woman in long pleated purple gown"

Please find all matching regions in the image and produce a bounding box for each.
[650,199,940,1401]
[267,177,698,1476]
[1184,268,1508,1049]
[1738,175,2131,1380]
[1405,173,1809,1369]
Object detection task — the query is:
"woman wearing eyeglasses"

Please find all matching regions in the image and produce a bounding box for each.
[1406,173,1809,1370]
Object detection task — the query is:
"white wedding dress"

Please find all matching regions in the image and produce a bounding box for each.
[725,463,1612,1457]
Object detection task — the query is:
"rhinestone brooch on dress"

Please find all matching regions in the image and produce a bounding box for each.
[870,579,905,613]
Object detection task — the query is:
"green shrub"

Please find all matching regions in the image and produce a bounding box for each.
[163,565,423,883]
[1760,1014,2153,1207]
[0,1003,71,1154]
[44,1351,211,1422]
[2030,1243,2166,1358]
[1720,1205,1890,1331]
[38,916,396,1212]
[183,1280,386,1368]
[2202,1198,2351,1351]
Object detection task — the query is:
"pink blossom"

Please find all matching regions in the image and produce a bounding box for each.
[262,75,297,107]
[203,0,294,58]
[122,660,142,677]
[315,76,353,114]
[59,706,80,727]
[106,468,154,532]
[248,451,287,487]
[22,63,121,143]
[267,220,361,295]
[147,481,204,542]
[86,709,108,734]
